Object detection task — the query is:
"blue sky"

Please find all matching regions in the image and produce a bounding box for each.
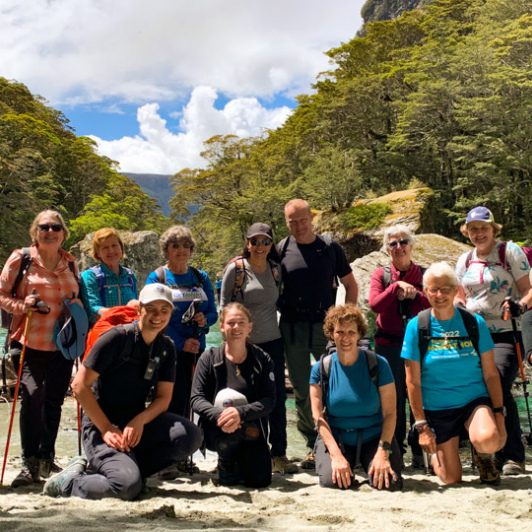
[1,0,365,174]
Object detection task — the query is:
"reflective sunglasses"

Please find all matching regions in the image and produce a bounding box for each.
[38,223,62,232]
[250,238,272,247]
[387,238,410,248]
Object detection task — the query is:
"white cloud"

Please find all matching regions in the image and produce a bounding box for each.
[0,0,364,104]
[91,87,292,174]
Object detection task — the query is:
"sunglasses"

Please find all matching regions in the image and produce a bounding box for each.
[250,238,272,247]
[387,238,410,248]
[38,223,62,232]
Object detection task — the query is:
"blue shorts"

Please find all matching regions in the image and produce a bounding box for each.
[425,396,492,445]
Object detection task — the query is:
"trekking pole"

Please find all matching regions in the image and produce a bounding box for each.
[74,358,82,455]
[0,310,32,486]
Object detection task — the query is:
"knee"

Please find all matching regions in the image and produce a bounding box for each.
[113,467,143,501]
[174,422,202,457]
[471,428,499,454]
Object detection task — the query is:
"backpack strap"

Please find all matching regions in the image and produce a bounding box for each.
[319,353,333,415]
[278,236,291,260]
[464,249,474,270]
[381,265,393,288]
[417,308,432,362]
[155,266,167,285]
[365,349,379,387]
[11,247,32,298]
[231,257,246,302]
[124,267,136,290]
[456,307,480,357]
[89,265,106,305]
[188,266,204,288]
[268,259,280,287]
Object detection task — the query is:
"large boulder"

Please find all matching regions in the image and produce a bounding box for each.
[69,231,163,287]
[336,233,472,312]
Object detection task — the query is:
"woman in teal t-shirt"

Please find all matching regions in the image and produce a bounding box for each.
[309,303,402,491]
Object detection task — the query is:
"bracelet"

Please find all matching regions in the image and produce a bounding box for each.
[413,420,428,428]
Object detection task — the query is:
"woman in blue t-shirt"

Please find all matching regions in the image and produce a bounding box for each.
[145,226,217,422]
[402,262,507,486]
[309,303,403,491]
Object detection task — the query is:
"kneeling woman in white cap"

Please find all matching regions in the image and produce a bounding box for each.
[191,302,276,487]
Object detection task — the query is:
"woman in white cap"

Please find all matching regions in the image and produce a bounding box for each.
[191,302,276,487]
[220,223,296,474]
[455,206,532,475]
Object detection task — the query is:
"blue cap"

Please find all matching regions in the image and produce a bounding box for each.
[466,206,495,225]
[54,300,89,360]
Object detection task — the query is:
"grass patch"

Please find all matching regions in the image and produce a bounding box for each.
[338,203,392,231]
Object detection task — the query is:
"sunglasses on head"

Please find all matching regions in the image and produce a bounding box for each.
[38,223,62,232]
[250,238,272,247]
[387,238,409,248]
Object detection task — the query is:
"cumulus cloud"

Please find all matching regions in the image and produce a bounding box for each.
[0,0,363,104]
[91,87,292,174]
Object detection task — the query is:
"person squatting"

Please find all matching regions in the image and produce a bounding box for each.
[1,202,530,498]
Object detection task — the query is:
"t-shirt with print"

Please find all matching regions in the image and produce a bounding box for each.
[401,310,494,411]
[309,350,394,445]
[456,241,530,333]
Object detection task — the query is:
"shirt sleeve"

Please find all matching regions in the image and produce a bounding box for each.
[376,354,394,386]
[145,271,159,285]
[0,250,25,315]
[84,327,124,375]
[219,262,237,309]
[506,242,530,282]
[332,241,352,279]
[455,252,468,285]
[401,317,421,362]
[309,360,321,384]
[80,269,104,324]
[476,314,495,354]
[157,336,176,383]
[201,271,218,328]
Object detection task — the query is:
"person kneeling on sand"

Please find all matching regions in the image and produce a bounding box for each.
[190,303,276,488]
[43,283,202,500]
[310,304,403,491]
[402,262,507,485]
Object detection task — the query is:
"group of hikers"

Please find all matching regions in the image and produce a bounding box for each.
[1,199,532,500]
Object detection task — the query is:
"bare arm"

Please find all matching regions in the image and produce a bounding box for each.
[454,285,467,307]
[310,383,353,488]
[516,274,532,309]
[340,272,358,305]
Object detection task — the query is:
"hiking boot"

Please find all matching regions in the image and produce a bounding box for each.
[39,458,62,479]
[272,455,299,475]
[43,456,87,498]
[158,459,200,480]
[472,449,500,486]
[411,454,425,469]
[158,463,180,480]
[218,459,239,486]
[502,460,525,475]
[11,457,40,487]
[300,451,315,470]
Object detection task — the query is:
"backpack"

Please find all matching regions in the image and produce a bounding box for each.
[225,256,280,302]
[464,241,532,271]
[155,265,204,288]
[89,264,136,307]
[417,307,480,363]
[319,346,379,415]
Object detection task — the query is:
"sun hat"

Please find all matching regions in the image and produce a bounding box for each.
[246,223,273,240]
[54,300,89,360]
[139,283,174,307]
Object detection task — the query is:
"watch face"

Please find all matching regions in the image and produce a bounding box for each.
[379,441,391,451]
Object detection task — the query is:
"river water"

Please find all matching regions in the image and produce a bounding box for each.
[1,328,531,464]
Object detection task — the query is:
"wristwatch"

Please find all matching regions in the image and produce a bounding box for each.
[492,406,507,417]
[378,441,392,453]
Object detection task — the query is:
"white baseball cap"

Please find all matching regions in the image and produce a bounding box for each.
[139,283,174,307]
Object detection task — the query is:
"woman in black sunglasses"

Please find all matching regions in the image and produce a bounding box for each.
[0,210,83,486]
[368,224,430,469]
[219,223,297,474]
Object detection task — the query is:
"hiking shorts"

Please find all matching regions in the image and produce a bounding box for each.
[425,396,492,445]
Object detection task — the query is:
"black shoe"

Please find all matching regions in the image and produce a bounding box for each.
[218,459,239,486]
[12,457,40,487]
[39,458,62,479]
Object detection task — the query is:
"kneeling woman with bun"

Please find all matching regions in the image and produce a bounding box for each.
[191,303,275,487]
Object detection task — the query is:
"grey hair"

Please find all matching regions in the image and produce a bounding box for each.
[381,224,415,252]
[423,261,458,288]
[159,225,196,257]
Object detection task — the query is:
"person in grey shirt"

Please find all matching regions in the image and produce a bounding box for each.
[220,222,297,474]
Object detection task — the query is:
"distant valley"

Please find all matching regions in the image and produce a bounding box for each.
[123,172,173,216]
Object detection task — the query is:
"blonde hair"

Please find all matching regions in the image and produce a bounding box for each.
[90,228,125,261]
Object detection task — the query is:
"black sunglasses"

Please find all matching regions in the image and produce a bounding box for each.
[38,224,62,232]
[387,238,409,248]
[250,238,272,247]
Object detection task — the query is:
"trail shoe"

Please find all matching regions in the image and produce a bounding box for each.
[472,450,500,485]
[218,459,239,486]
[411,454,425,469]
[40,458,62,479]
[502,460,525,475]
[272,455,299,475]
[300,451,315,470]
[11,457,40,487]
[158,463,180,480]
[43,456,87,497]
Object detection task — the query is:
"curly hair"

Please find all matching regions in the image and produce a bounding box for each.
[159,225,196,258]
[90,228,125,261]
[323,303,368,340]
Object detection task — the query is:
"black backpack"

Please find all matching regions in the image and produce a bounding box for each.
[155,265,204,288]
[417,307,480,363]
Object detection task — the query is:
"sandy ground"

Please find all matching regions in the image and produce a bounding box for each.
[2,399,532,531]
